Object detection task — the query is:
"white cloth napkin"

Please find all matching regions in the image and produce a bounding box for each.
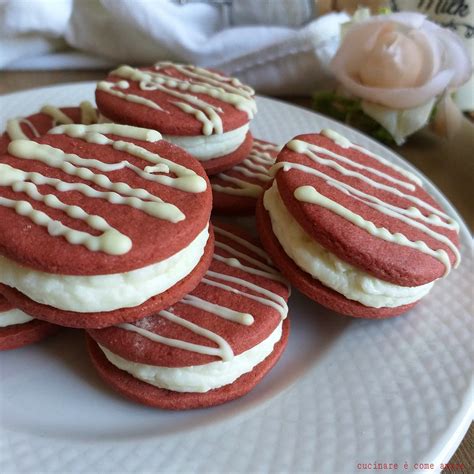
[0,0,349,94]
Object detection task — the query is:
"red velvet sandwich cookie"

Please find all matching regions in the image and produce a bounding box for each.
[0,123,213,328]
[211,139,280,215]
[0,102,98,155]
[256,129,460,318]
[0,295,59,351]
[95,62,256,175]
[86,223,290,409]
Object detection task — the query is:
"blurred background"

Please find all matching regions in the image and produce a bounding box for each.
[0,0,352,95]
[1,0,470,98]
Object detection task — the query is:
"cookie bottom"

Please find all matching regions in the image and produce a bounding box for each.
[202,132,253,176]
[86,318,289,410]
[0,319,60,351]
[211,192,258,216]
[0,230,215,329]
[256,199,416,318]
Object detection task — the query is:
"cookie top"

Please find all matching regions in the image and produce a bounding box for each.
[272,129,460,286]
[0,123,211,275]
[88,223,290,367]
[0,102,98,155]
[95,62,256,137]
[211,139,280,214]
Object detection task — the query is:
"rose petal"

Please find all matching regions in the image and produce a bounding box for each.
[408,28,441,85]
[429,24,472,87]
[331,22,388,78]
[331,11,472,111]
[431,92,464,138]
[362,98,435,144]
[336,67,454,109]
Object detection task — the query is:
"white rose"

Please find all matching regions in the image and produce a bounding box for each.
[330,12,472,143]
[331,12,471,109]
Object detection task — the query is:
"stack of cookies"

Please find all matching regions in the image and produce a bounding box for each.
[0,61,461,410]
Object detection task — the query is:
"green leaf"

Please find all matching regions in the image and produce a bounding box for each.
[311,90,396,145]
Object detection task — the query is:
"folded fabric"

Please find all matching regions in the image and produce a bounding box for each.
[0,0,349,95]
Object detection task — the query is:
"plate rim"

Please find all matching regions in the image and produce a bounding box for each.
[0,82,472,473]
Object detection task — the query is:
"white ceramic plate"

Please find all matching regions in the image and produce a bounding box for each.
[0,83,472,474]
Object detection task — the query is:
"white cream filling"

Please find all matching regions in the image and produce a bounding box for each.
[0,226,209,313]
[0,308,34,327]
[99,321,282,393]
[98,114,248,161]
[163,124,249,161]
[264,182,434,308]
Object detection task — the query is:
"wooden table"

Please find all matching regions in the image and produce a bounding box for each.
[1,70,472,473]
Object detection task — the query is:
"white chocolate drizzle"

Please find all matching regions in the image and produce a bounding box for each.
[212,175,263,198]
[213,225,272,264]
[97,79,167,112]
[320,128,423,187]
[40,105,74,126]
[213,241,287,284]
[181,294,254,326]
[0,123,207,255]
[203,272,288,320]
[117,227,288,361]
[288,139,417,191]
[6,119,41,140]
[0,164,132,255]
[208,229,289,317]
[160,61,255,96]
[79,101,99,125]
[273,132,460,275]
[6,102,98,141]
[51,122,161,143]
[97,62,256,136]
[295,186,454,274]
[320,128,352,148]
[252,141,281,153]
[211,139,279,198]
[119,313,234,361]
[169,100,223,135]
